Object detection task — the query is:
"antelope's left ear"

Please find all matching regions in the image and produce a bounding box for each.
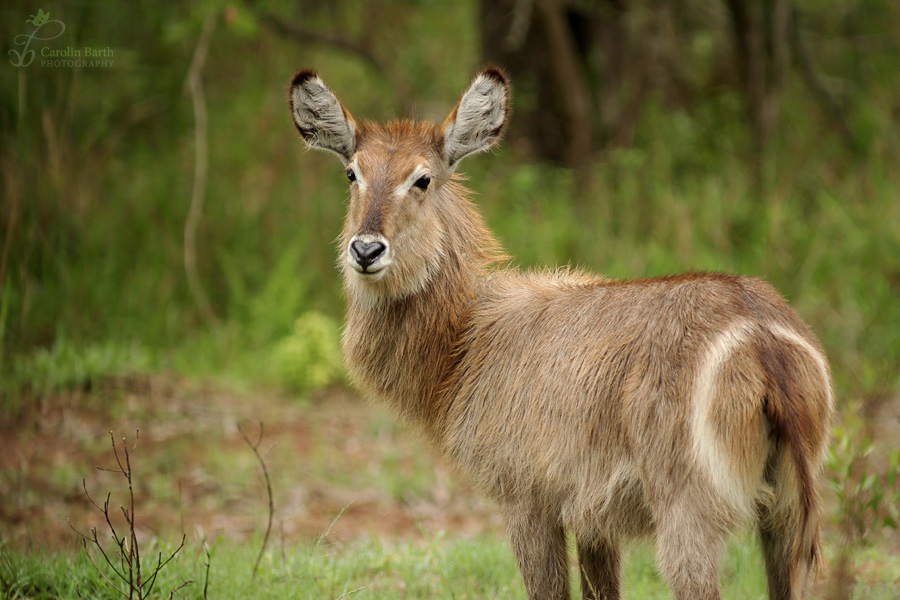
[440,67,511,171]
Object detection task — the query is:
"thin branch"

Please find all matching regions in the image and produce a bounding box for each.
[255,11,408,111]
[202,540,212,600]
[143,535,187,598]
[68,520,129,585]
[80,538,130,599]
[258,12,385,78]
[184,13,219,327]
[72,430,189,600]
[504,0,534,51]
[789,8,858,151]
[141,553,164,598]
[122,433,140,600]
[80,479,106,512]
[110,431,127,475]
[152,536,187,582]
[239,422,274,579]
[164,580,194,600]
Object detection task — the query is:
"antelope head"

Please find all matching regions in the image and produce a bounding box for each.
[289,68,510,300]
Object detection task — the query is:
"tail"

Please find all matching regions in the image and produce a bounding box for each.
[755,333,832,586]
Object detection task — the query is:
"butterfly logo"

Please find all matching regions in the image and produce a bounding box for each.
[27,8,50,26]
[9,8,66,67]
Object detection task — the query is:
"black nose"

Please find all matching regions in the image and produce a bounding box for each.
[350,239,386,270]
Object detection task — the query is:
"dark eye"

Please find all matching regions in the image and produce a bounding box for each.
[346,169,356,183]
[413,175,431,191]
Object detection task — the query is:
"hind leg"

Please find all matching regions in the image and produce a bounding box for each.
[654,503,725,600]
[505,507,570,600]
[759,524,795,600]
[577,536,620,600]
[758,503,818,599]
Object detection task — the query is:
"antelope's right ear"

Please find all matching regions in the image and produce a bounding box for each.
[289,70,357,164]
[440,67,511,171]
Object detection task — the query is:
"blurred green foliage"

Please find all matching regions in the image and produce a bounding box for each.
[270,311,344,394]
[0,0,898,412]
[6,336,149,401]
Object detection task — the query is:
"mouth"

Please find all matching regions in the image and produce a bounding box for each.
[349,261,388,280]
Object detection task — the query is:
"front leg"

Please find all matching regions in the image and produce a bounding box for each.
[577,537,621,600]
[505,506,570,600]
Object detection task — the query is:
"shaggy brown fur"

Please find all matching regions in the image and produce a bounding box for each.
[288,68,834,600]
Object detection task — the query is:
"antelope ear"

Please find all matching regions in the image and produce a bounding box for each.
[440,67,511,171]
[289,70,357,164]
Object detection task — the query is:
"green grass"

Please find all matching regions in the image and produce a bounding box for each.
[5,533,898,600]
[0,534,759,599]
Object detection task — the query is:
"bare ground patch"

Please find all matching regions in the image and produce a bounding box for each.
[0,375,499,551]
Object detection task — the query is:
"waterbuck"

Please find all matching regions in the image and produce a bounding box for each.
[288,67,833,600]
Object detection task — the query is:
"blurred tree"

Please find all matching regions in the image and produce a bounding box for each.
[248,0,412,112]
[481,0,695,165]
[480,0,863,167]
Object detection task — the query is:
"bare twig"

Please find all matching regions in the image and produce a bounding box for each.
[202,540,212,600]
[143,534,187,598]
[239,422,275,579]
[72,535,129,599]
[184,13,219,327]
[69,502,129,585]
[165,579,194,600]
[71,430,191,600]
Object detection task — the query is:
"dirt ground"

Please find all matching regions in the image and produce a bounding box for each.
[3,374,899,597]
[0,375,500,551]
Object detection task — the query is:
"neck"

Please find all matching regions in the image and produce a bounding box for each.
[341,182,504,441]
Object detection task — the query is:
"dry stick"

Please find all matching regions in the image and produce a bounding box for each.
[238,422,274,578]
[202,540,212,600]
[71,431,191,600]
[100,431,141,599]
[123,433,140,599]
[143,534,188,599]
[69,516,130,599]
[165,580,194,600]
[183,13,219,327]
[79,537,130,599]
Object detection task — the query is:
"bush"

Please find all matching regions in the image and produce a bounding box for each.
[269,311,344,394]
